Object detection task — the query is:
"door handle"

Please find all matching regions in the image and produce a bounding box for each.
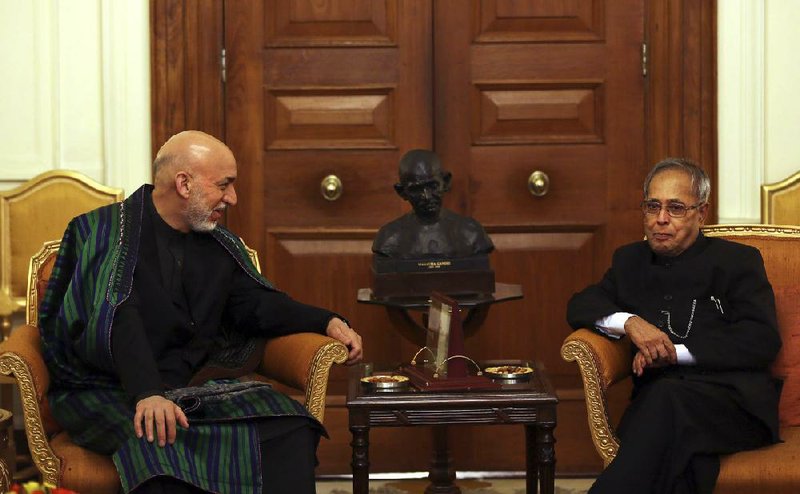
[527,171,550,197]
[320,174,343,201]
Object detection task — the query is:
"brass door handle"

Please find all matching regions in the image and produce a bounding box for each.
[527,171,549,197]
[320,174,343,201]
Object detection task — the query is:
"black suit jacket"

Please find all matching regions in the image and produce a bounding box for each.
[111,189,336,403]
[566,233,782,440]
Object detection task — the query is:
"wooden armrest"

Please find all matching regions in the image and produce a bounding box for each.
[564,328,633,389]
[0,325,49,400]
[257,333,348,423]
[0,324,61,485]
[561,328,634,466]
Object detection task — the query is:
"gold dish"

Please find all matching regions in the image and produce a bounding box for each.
[483,365,534,380]
[360,374,410,391]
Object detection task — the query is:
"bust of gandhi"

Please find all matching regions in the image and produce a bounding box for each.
[372,149,494,259]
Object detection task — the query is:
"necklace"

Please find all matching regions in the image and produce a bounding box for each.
[660,299,696,339]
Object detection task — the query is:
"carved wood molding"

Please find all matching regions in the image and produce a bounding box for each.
[560,338,619,466]
[305,341,348,423]
[0,353,60,486]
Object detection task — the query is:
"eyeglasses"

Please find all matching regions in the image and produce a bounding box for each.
[641,200,703,218]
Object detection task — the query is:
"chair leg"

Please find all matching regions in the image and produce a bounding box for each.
[0,457,10,492]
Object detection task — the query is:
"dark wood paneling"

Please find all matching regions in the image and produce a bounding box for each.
[645,0,718,222]
[265,0,397,46]
[150,0,225,159]
[475,0,605,42]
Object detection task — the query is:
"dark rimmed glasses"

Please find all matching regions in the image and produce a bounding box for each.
[641,200,703,218]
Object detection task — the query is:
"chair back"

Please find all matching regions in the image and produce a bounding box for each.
[27,240,60,327]
[702,225,800,290]
[702,224,800,399]
[761,170,800,225]
[0,171,123,333]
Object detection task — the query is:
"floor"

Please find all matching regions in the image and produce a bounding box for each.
[317,477,594,494]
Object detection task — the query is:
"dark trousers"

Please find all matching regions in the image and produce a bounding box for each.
[590,376,771,494]
[132,416,320,494]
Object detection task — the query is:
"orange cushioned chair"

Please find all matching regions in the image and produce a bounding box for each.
[0,240,349,493]
[561,225,800,493]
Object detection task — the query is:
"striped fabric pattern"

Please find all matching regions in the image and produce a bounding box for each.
[38,185,316,493]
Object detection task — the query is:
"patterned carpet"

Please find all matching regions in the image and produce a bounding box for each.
[317,478,592,494]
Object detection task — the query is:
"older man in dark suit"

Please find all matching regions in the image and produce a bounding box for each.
[567,158,781,494]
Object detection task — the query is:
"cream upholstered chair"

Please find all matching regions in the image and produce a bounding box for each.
[761,170,800,225]
[0,170,124,338]
[0,240,349,493]
[561,225,800,493]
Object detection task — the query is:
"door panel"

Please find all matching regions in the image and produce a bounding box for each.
[476,0,605,43]
[469,147,607,225]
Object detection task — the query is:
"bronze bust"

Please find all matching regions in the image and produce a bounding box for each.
[372,149,494,259]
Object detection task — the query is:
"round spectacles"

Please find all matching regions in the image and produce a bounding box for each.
[641,200,703,218]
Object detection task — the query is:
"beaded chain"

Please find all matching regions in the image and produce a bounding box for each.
[659,299,697,339]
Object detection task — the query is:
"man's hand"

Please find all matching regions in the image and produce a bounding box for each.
[625,315,677,366]
[633,351,671,376]
[326,317,363,365]
[134,395,189,447]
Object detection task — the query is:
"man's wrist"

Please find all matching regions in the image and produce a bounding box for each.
[623,314,639,332]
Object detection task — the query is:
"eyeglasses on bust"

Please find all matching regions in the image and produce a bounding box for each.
[641,200,703,218]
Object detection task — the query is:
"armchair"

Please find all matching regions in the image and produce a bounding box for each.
[562,225,800,493]
[761,170,800,225]
[0,170,123,338]
[0,240,348,493]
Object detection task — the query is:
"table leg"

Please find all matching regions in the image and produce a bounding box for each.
[350,425,370,494]
[525,425,538,493]
[425,425,461,494]
[535,423,556,494]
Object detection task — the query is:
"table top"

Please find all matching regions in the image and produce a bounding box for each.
[347,360,558,410]
[356,282,523,311]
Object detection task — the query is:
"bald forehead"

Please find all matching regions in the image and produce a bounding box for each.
[399,153,441,183]
[157,130,227,159]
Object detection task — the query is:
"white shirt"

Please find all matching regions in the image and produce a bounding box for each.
[595,312,696,364]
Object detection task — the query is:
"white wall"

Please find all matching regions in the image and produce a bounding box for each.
[764,0,800,184]
[718,0,800,223]
[0,0,151,196]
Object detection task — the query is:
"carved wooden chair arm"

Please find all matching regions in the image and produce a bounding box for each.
[0,325,61,487]
[257,333,348,423]
[560,328,634,466]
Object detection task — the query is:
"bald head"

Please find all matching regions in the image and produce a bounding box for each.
[394,149,451,222]
[153,130,233,187]
[151,130,238,232]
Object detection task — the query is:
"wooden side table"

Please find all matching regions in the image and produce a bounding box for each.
[347,361,558,494]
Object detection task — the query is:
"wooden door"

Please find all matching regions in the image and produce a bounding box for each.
[153,0,718,478]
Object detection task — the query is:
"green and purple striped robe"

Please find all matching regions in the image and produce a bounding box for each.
[39,185,317,493]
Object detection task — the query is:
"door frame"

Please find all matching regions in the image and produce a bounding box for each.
[149,0,717,222]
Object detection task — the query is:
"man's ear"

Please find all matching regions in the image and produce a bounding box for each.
[698,202,710,224]
[394,182,407,199]
[176,172,191,199]
[440,171,452,193]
